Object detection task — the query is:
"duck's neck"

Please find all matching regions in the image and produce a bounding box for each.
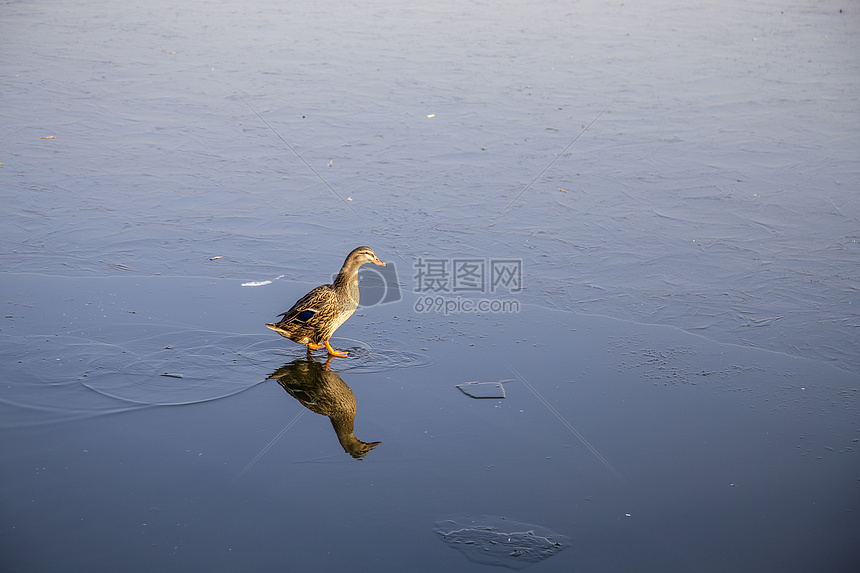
[332,262,360,301]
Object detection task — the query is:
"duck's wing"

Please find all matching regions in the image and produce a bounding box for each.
[276,284,337,324]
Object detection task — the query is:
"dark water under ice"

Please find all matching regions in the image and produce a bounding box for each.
[2,0,859,571]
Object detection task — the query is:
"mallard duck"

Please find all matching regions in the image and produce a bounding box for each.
[265,246,385,357]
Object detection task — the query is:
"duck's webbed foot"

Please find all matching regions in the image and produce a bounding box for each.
[324,339,348,357]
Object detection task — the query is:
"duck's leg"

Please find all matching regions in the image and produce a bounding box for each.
[307,342,324,350]
[324,339,348,357]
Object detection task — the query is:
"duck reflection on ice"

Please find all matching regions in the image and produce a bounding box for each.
[267,356,381,459]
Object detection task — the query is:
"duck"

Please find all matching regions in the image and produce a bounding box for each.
[265,246,385,357]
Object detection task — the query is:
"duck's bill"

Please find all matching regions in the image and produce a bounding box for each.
[373,258,386,266]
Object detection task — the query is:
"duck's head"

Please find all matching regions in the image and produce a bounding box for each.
[346,246,385,268]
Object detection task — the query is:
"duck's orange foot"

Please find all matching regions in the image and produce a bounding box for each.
[324,339,348,357]
[307,342,324,350]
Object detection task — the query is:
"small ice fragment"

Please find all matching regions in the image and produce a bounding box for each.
[427,114,435,118]
[457,381,505,399]
[242,275,283,287]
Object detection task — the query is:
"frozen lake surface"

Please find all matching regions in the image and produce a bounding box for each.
[2,0,858,571]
